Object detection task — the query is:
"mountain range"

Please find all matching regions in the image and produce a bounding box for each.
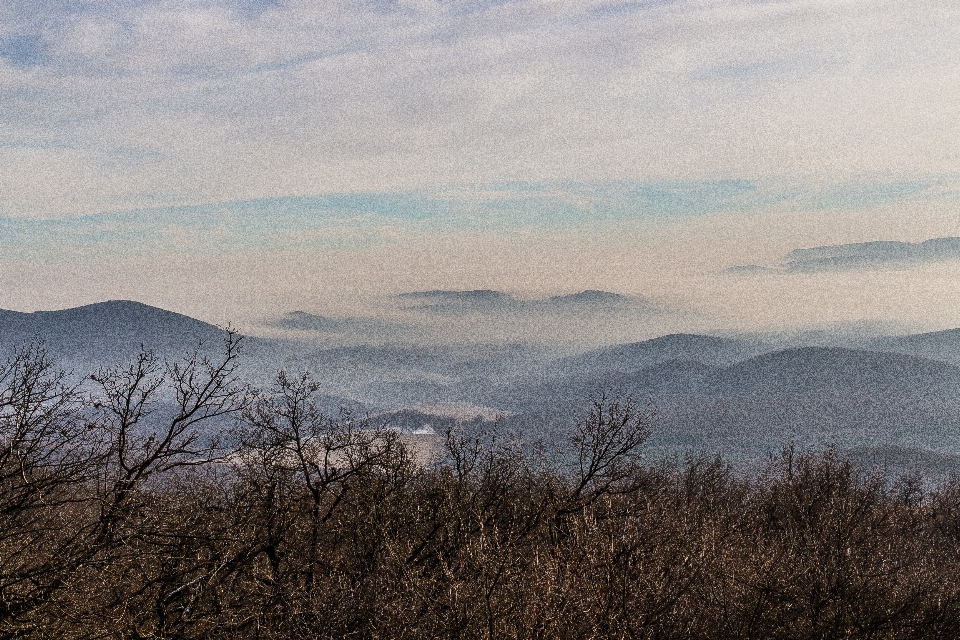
[396,289,668,315]
[4,299,960,475]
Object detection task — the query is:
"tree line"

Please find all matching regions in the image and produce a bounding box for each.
[2,333,960,638]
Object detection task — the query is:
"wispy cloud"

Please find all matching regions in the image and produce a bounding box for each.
[784,238,960,273]
[3,177,959,262]
[2,0,959,216]
[725,236,960,275]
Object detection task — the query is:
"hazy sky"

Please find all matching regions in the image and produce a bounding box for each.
[2,0,960,338]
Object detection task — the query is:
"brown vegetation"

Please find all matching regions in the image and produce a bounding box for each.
[3,336,960,638]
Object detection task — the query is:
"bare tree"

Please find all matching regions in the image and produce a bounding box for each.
[552,393,651,540]
[0,342,99,634]
[90,329,247,540]
[239,370,408,599]
[50,329,253,637]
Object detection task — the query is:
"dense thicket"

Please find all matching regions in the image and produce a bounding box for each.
[3,337,960,638]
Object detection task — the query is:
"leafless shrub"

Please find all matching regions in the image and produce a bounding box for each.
[3,343,960,638]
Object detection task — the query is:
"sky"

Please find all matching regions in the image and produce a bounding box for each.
[2,0,960,341]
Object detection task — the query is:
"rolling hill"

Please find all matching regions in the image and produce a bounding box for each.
[6,300,960,473]
[0,300,229,369]
[496,346,960,465]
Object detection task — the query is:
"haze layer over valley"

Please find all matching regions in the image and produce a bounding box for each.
[9,291,960,479]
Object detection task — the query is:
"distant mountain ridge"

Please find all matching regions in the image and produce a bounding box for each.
[784,237,960,272]
[0,300,373,415]
[273,310,409,338]
[544,333,768,379]
[399,289,521,313]
[544,290,632,305]
[399,289,509,301]
[8,299,960,472]
[726,236,960,274]
[397,288,667,315]
[871,328,960,365]
[714,347,960,396]
[496,345,960,465]
[0,300,228,366]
